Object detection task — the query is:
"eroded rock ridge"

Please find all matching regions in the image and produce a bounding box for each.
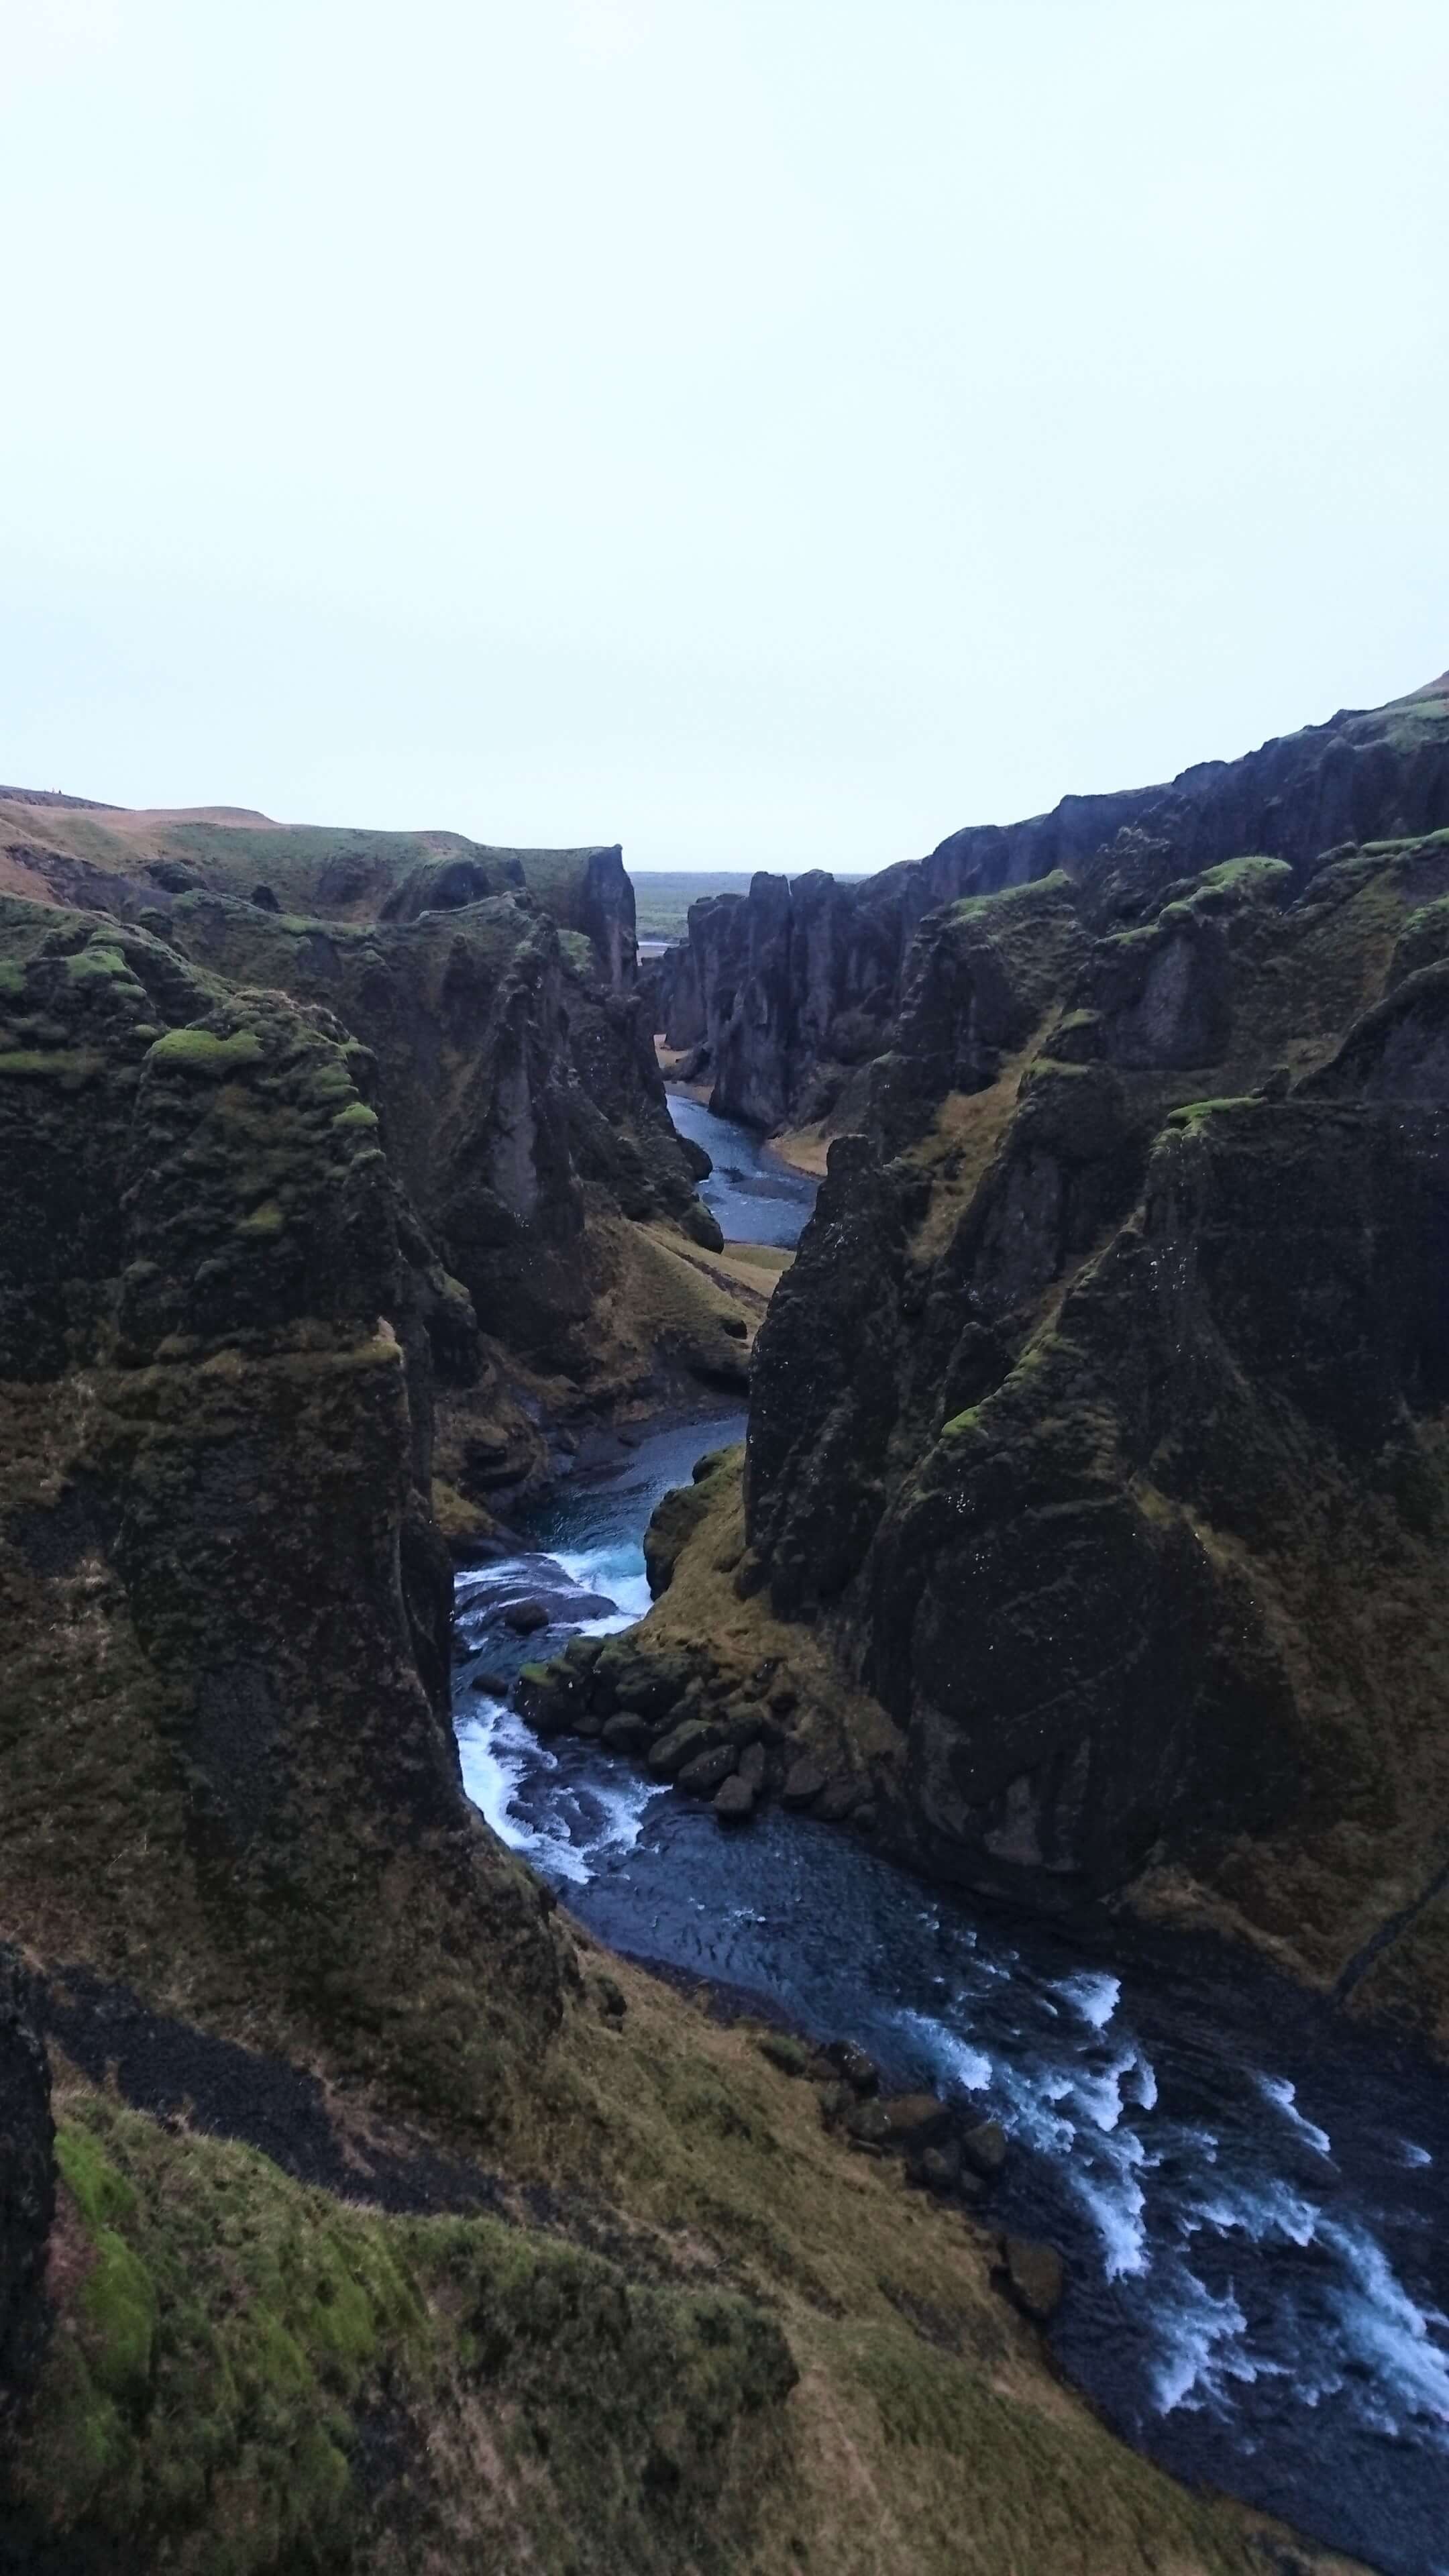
[659,676,1449,1132]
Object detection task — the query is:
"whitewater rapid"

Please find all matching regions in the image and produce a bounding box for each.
[448,1104,1449,2576]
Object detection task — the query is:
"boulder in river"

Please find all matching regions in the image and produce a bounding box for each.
[910,2141,962,2196]
[782,1756,826,1810]
[961,2118,1009,2180]
[823,2039,879,2096]
[736,1741,768,1795]
[678,1744,738,1799]
[998,2236,1066,2324]
[845,2093,952,2153]
[714,1773,757,1825]
[601,1711,653,1756]
[648,1715,727,1780]
[515,1659,584,1735]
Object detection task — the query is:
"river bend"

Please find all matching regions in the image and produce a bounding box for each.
[451,1101,1449,2576]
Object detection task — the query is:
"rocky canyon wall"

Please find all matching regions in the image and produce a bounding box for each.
[657,677,1449,1132]
[0,802,742,1499]
[729,827,1449,2053]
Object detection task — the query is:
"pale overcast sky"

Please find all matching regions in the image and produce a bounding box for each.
[1,0,1445,871]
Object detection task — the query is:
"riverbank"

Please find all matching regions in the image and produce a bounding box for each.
[453,1413,1448,2576]
[769,1119,834,1177]
[655,1038,845,1182]
[449,1087,1449,2576]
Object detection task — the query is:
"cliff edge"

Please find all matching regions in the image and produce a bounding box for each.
[657,676,1449,1132]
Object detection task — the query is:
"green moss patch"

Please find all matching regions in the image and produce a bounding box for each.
[146,1026,266,1075]
[1165,1093,1263,1126]
[0,1047,102,1086]
[21,2090,794,2576]
[235,1198,286,1236]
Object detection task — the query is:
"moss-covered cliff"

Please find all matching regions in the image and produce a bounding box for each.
[656,676,1449,1133]
[0,790,637,991]
[0,783,749,1506]
[672,826,1449,2057]
[0,903,564,2116]
[0,886,1346,2576]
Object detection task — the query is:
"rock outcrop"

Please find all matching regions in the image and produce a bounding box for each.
[0,1952,53,2431]
[0,900,566,2116]
[0,792,737,1497]
[152,888,700,1381]
[726,826,1449,2048]
[0,792,639,991]
[655,676,1449,1131]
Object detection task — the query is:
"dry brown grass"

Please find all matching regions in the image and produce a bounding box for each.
[773,1122,833,1177]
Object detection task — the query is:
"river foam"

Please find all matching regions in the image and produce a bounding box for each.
[447,1224,1449,2576]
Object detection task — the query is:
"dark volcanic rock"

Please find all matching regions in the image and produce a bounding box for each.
[0,1951,54,2428]
[649,1717,727,1780]
[657,678,1449,1134]
[154,885,708,1387]
[601,1711,654,1756]
[677,1743,738,1799]
[0,906,565,2125]
[823,2039,879,2096]
[781,1757,828,1811]
[845,2093,952,2153]
[727,812,1449,2047]
[961,2121,1009,2180]
[998,2236,1066,2324]
[713,1773,758,1825]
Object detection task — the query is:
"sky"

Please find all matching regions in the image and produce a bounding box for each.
[1,0,1446,873]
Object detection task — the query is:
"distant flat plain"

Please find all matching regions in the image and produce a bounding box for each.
[631,867,867,943]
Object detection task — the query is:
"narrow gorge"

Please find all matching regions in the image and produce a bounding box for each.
[3,684,1448,2576]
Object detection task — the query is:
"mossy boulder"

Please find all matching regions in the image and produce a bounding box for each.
[593,1641,696,1724]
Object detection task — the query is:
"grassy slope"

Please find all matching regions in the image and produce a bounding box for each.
[0,794,618,937]
[15,1964,1362,2576]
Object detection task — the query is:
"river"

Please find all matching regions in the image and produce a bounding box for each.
[664,1089,818,1246]
[452,1099,1449,2576]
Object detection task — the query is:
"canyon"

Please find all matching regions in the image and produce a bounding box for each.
[659,675,1449,1134]
[3,699,1446,2576]
[615,680,1449,2073]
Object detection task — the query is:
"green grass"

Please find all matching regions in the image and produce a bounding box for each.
[21,2086,795,2576]
[146,1026,265,1075]
[0,1048,102,1085]
[1166,1093,1263,1125]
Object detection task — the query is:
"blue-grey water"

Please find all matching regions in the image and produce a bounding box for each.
[665,1088,818,1246]
[451,1106,1449,2576]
